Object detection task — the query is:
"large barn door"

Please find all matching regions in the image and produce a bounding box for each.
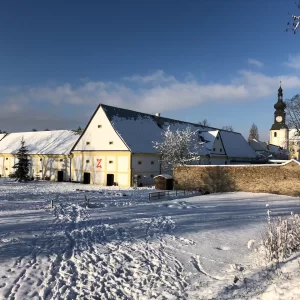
[83,172,91,184]
[57,171,64,182]
[106,174,114,186]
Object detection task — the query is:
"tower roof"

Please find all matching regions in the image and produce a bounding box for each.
[274,84,286,110]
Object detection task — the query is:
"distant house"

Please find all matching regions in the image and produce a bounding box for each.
[0,104,256,187]
[249,139,289,160]
[0,130,79,181]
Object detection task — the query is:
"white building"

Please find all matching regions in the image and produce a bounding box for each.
[0,130,79,181]
[0,104,257,187]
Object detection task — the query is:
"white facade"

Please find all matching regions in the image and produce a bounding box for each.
[73,107,128,152]
[270,128,288,149]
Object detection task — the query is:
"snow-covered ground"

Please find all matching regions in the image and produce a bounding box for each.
[0,179,299,300]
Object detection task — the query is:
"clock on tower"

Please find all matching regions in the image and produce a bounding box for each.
[271,85,288,130]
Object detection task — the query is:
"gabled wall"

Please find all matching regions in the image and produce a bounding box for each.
[73,106,129,152]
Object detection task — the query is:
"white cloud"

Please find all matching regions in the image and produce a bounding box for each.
[247,58,264,68]
[3,69,300,131]
[284,54,300,69]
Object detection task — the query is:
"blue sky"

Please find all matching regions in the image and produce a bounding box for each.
[1,0,300,140]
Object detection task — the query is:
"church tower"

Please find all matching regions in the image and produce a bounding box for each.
[269,84,289,149]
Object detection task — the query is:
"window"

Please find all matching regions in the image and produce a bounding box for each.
[98,125,102,128]
[151,161,154,164]
[86,142,90,145]
[60,159,63,162]
[216,136,219,140]
[5,168,8,170]
[151,174,154,178]
[109,160,113,164]
[86,160,90,163]
[109,141,113,145]
[39,170,42,172]
[138,175,141,179]
[213,148,216,151]
[220,148,223,152]
[274,132,277,137]
[40,158,42,161]
[5,158,8,160]
[138,161,142,165]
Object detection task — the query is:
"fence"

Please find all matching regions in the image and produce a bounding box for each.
[148,190,186,201]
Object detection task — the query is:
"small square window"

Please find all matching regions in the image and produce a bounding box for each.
[86,160,90,163]
[216,136,220,140]
[60,159,63,162]
[5,168,8,170]
[151,174,154,178]
[138,161,142,165]
[5,158,8,160]
[39,170,42,172]
[220,149,223,152]
[109,141,113,145]
[86,142,90,145]
[109,160,113,164]
[213,148,216,151]
[98,125,102,128]
[137,175,141,179]
[151,161,154,164]
[40,158,42,161]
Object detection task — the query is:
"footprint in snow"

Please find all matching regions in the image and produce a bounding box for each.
[215,246,231,251]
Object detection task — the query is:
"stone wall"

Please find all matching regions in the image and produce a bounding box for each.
[173,160,300,196]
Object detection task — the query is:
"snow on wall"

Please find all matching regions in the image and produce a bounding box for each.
[0,130,80,155]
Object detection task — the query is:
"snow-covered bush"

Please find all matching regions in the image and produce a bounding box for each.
[261,210,300,261]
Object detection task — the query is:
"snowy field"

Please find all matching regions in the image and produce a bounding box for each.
[0,179,300,300]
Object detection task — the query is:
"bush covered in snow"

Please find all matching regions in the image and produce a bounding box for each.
[261,211,300,261]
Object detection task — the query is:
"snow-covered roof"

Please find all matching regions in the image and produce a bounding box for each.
[100,104,256,158]
[199,131,218,152]
[219,131,256,158]
[154,174,173,179]
[101,104,215,154]
[249,139,286,155]
[0,134,6,141]
[0,130,80,155]
[249,139,268,152]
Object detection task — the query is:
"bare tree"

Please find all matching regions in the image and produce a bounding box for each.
[248,123,259,142]
[286,1,300,34]
[198,119,209,126]
[222,125,234,131]
[286,94,300,136]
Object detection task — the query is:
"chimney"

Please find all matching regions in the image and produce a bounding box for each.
[155,113,160,117]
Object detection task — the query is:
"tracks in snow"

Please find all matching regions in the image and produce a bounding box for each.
[1,203,188,299]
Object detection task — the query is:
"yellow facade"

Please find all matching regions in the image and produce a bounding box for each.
[71,151,132,187]
[0,153,71,180]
